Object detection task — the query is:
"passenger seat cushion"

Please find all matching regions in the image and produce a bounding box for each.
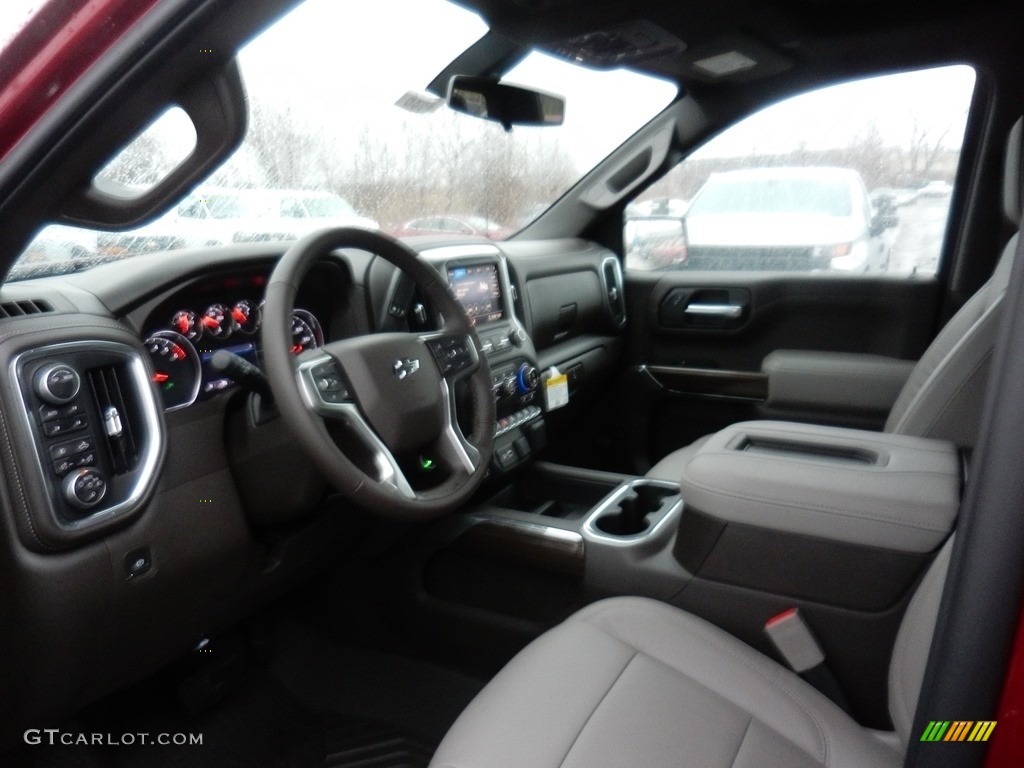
[430,597,900,768]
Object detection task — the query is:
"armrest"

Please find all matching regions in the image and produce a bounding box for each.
[678,420,960,553]
[762,350,915,415]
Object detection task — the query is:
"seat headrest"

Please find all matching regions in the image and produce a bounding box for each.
[1004,117,1024,225]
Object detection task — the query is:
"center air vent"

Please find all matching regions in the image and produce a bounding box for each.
[0,299,54,318]
[87,364,141,475]
[601,257,626,328]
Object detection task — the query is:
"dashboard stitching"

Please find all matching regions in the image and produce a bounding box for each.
[0,396,49,549]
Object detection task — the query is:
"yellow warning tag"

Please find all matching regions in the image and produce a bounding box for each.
[544,372,569,410]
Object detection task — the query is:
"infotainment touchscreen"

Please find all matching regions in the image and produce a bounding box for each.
[447,263,504,325]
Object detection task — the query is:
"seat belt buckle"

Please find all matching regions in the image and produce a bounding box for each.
[764,608,825,673]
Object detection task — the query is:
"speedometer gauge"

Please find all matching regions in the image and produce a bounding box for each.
[201,303,232,338]
[170,309,202,341]
[145,330,201,411]
[291,309,324,354]
[231,300,260,334]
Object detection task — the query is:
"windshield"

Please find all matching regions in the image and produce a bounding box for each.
[301,197,357,218]
[9,0,675,279]
[688,175,854,217]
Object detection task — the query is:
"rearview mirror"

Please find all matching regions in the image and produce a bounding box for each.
[446,76,565,131]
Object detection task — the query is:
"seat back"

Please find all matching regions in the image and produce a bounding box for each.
[886,118,1024,749]
[884,117,1022,448]
[884,237,1016,445]
[888,536,953,748]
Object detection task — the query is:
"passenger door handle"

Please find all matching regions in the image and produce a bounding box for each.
[683,303,744,319]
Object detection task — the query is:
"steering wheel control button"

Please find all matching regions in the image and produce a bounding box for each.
[310,362,349,403]
[34,363,81,404]
[62,468,107,509]
[427,336,473,376]
[124,548,152,578]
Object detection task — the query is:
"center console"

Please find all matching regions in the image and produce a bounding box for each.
[419,244,546,475]
[409,418,962,725]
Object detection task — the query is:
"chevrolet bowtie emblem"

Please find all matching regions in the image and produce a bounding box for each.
[393,358,420,379]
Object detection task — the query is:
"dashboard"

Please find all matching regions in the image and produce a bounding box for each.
[140,271,326,411]
[0,235,625,743]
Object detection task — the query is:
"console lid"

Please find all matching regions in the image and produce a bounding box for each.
[678,420,960,553]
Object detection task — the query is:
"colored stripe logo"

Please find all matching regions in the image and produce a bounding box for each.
[920,721,997,742]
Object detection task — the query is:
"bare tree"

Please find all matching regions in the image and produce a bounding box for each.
[906,117,953,181]
[98,132,175,187]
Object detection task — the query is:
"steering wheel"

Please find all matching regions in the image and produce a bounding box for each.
[262,227,495,519]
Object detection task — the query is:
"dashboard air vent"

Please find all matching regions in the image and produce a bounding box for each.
[601,257,626,328]
[87,364,140,475]
[0,299,54,318]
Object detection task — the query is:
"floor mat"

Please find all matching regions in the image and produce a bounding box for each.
[308,721,434,767]
[15,637,447,768]
[270,620,485,745]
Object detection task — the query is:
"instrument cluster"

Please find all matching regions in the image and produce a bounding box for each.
[142,277,324,411]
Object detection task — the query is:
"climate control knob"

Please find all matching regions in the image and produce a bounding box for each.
[34,363,80,404]
[62,468,107,510]
[516,364,539,394]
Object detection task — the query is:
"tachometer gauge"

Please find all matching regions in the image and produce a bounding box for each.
[291,309,324,354]
[170,309,202,341]
[201,303,232,338]
[145,330,201,411]
[231,300,260,334]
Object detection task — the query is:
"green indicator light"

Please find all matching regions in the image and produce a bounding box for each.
[164,382,175,391]
[419,456,436,471]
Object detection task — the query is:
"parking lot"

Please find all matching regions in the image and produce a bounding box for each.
[884,195,953,275]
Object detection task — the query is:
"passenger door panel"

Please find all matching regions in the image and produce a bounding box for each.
[620,272,942,470]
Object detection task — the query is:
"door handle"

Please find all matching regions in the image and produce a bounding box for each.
[683,303,744,319]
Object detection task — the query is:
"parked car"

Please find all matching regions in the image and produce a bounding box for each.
[869,188,900,230]
[18,224,98,263]
[98,187,377,255]
[681,166,886,271]
[919,179,954,198]
[390,215,511,240]
[624,201,689,269]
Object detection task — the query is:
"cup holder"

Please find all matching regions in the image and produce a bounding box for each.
[591,482,680,538]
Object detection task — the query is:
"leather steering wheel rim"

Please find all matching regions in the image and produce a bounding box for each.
[262,227,495,519]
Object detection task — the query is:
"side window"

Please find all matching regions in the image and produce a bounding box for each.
[625,65,975,275]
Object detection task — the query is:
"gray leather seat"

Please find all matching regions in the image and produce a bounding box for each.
[648,117,1023,482]
[431,118,1024,768]
[431,539,952,768]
